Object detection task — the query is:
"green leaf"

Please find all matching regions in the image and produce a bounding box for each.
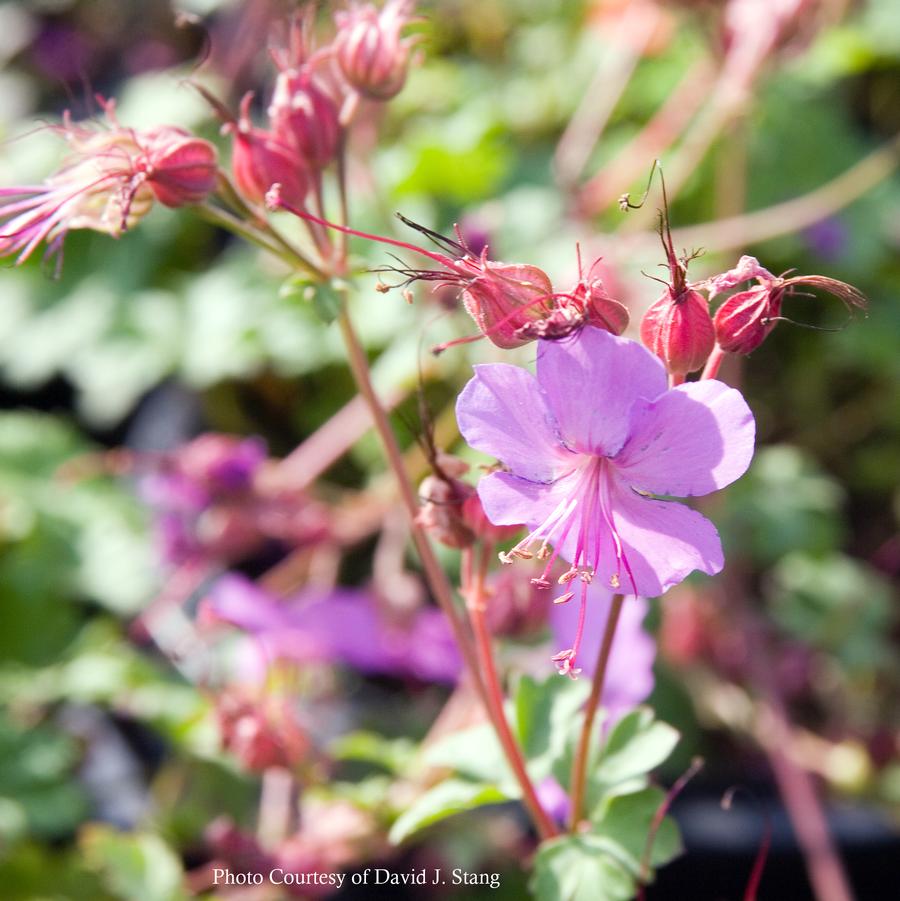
[515,674,590,781]
[311,279,347,324]
[531,835,635,901]
[591,787,683,877]
[80,826,187,901]
[592,708,680,793]
[331,731,417,775]
[424,724,516,791]
[388,779,511,845]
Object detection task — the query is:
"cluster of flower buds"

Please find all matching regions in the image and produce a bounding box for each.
[217,3,417,210]
[0,99,218,266]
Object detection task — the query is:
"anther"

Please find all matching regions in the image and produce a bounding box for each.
[558,568,578,584]
[553,591,575,605]
[531,577,551,589]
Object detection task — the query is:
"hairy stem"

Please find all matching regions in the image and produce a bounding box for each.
[701,344,727,380]
[569,592,625,830]
[464,545,558,840]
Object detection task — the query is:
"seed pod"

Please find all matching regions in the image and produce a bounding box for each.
[640,287,715,375]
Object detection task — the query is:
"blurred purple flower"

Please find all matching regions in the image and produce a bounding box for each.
[549,586,656,719]
[803,218,848,262]
[203,573,462,684]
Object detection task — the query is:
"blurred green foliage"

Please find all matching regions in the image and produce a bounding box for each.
[0,0,897,896]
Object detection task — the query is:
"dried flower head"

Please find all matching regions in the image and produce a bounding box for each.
[0,100,218,267]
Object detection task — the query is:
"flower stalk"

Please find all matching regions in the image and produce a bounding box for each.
[568,592,625,831]
[463,543,558,840]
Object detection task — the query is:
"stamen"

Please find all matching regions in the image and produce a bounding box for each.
[531,577,551,589]
[553,591,575,605]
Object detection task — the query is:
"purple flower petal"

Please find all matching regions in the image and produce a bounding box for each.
[615,380,755,497]
[477,470,579,527]
[456,363,572,482]
[536,328,667,457]
[610,481,724,597]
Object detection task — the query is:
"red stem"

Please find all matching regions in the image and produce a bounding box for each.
[464,544,559,841]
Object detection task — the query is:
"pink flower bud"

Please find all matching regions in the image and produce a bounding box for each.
[461,261,555,349]
[216,694,310,772]
[334,0,416,101]
[708,255,866,355]
[268,68,341,170]
[229,93,310,208]
[142,127,219,207]
[713,285,779,354]
[640,287,715,375]
[416,473,476,548]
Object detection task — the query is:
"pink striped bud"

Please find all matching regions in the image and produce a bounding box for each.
[709,255,867,355]
[268,68,341,170]
[334,0,416,101]
[640,287,715,376]
[228,93,310,208]
[142,127,219,207]
[713,285,779,354]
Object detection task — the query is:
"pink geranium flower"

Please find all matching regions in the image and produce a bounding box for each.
[456,327,755,674]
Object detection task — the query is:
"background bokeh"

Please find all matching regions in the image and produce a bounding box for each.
[0,0,898,898]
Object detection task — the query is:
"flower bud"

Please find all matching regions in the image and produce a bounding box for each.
[142,127,219,207]
[708,255,866,355]
[334,0,415,101]
[268,68,341,170]
[461,261,555,349]
[216,693,310,772]
[460,492,521,546]
[713,285,779,354]
[229,94,310,208]
[416,474,476,548]
[640,287,715,375]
